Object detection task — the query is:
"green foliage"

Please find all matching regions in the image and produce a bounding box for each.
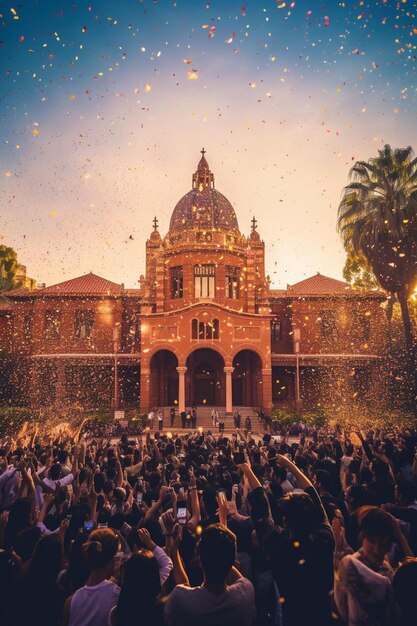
[271,406,328,428]
[0,407,38,437]
[337,144,417,412]
[0,245,21,293]
[342,250,379,290]
[338,144,417,297]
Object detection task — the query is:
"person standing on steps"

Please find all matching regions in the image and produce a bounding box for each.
[211,408,219,428]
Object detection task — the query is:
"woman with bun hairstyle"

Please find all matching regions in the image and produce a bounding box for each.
[63,528,120,626]
[109,527,173,626]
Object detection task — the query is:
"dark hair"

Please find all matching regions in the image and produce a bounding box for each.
[50,462,62,481]
[397,480,416,505]
[14,526,41,563]
[115,551,161,625]
[94,472,106,493]
[4,498,32,548]
[346,484,371,511]
[393,558,417,624]
[84,528,119,569]
[358,506,395,544]
[279,492,319,537]
[372,459,392,483]
[198,524,236,584]
[27,534,62,587]
[202,487,218,517]
[315,470,333,494]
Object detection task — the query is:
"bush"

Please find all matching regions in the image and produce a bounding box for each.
[271,406,328,429]
[0,407,38,437]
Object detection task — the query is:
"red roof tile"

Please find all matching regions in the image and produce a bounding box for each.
[36,273,123,296]
[1,288,33,298]
[287,273,352,295]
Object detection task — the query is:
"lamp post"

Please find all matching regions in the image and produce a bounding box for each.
[293,327,303,411]
[113,324,121,413]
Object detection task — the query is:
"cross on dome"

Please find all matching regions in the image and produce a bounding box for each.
[251,216,258,231]
[153,216,159,231]
[194,148,214,189]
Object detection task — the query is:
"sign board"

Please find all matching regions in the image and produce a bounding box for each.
[114,410,125,420]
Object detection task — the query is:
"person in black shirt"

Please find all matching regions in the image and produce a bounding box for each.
[239,454,336,626]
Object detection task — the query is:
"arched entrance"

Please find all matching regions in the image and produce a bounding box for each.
[232,350,262,407]
[150,350,178,408]
[185,348,225,407]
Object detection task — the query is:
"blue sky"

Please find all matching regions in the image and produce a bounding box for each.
[1,0,416,287]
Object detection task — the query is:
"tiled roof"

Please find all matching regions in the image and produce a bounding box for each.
[270,273,384,298]
[1,287,33,298]
[287,273,352,295]
[36,273,123,296]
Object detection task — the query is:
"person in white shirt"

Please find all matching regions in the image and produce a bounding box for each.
[165,523,255,626]
[63,527,121,626]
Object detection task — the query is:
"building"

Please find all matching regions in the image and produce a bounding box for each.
[0,151,387,415]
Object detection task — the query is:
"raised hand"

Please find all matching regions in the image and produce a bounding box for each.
[137,527,156,551]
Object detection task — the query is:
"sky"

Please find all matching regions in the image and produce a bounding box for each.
[1,0,416,289]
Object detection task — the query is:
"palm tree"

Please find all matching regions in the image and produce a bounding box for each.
[0,245,20,293]
[337,144,417,413]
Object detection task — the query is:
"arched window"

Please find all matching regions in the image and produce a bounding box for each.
[191,319,198,339]
[198,321,205,340]
[194,264,215,298]
[206,321,213,339]
[213,319,219,339]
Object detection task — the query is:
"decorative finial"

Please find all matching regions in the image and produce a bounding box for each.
[201,147,206,157]
[251,216,258,231]
[153,216,159,231]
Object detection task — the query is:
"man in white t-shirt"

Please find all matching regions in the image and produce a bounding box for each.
[42,453,78,491]
[165,524,255,626]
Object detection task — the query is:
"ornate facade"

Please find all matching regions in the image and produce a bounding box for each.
[0,151,387,415]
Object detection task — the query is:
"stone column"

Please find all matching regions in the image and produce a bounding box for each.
[176,367,187,414]
[261,367,273,413]
[140,367,151,414]
[224,366,234,414]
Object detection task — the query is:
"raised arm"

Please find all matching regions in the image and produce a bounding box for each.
[169,524,190,586]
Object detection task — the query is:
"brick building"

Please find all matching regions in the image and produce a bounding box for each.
[0,151,387,415]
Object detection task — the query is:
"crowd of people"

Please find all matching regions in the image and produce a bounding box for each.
[0,420,417,626]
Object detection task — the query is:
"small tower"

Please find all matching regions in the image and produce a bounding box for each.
[192,148,214,190]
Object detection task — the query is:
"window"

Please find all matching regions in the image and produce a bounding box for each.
[170,266,183,299]
[271,318,282,342]
[226,266,240,299]
[352,314,371,341]
[75,309,94,339]
[191,318,220,340]
[320,311,338,340]
[24,313,32,342]
[45,310,61,341]
[194,264,215,298]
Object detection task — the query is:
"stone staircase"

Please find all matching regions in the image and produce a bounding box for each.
[156,406,260,431]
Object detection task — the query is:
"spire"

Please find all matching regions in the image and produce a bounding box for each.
[250,215,260,241]
[193,148,214,190]
[150,215,161,241]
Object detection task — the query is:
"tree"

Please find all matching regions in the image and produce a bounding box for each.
[337,144,417,413]
[342,249,379,290]
[0,245,20,293]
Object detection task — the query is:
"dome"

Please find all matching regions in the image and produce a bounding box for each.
[169,150,240,234]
